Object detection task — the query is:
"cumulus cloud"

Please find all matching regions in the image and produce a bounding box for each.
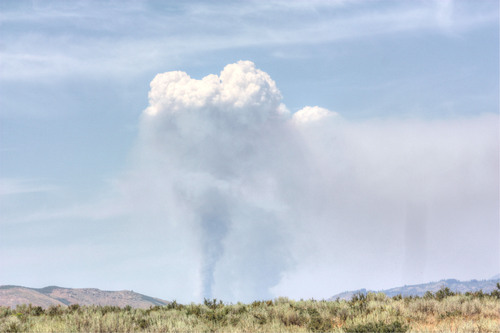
[292,106,338,124]
[119,61,498,302]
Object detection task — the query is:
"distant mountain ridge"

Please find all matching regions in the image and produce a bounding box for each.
[3,277,499,308]
[0,285,169,309]
[328,277,500,301]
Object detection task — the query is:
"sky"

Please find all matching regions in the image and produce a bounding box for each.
[0,0,499,303]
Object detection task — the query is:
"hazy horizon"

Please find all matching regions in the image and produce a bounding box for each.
[1,0,498,303]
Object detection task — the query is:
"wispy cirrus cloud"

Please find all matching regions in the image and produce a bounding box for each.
[0,0,497,81]
[0,178,58,196]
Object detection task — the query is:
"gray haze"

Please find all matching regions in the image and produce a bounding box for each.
[114,61,499,302]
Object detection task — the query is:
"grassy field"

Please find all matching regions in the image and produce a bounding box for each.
[1,287,499,332]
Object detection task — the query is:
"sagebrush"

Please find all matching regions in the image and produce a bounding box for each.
[1,286,499,332]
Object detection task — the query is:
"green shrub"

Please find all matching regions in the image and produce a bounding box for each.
[3,320,22,333]
[186,304,204,317]
[14,304,44,316]
[490,283,500,299]
[307,308,333,332]
[68,304,80,313]
[204,307,229,324]
[47,305,63,316]
[423,291,434,299]
[136,318,149,329]
[344,320,409,333]
[0,307,12,318]
[167,300,184,310]
[30,305,44,316]
[204,298,224,310]
[435,287,455,300]
[252,312,267,325]
[349,292,368,313]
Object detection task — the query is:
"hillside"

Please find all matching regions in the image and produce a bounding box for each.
[0,285,169,309]
[3,277,499,308]
[328,277,500,300]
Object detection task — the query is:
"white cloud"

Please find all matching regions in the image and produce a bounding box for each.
[0,0,497,81]
[0,178,58,196]
[145,61,281,119]
[107,61,499,302]
[292,106,338,124]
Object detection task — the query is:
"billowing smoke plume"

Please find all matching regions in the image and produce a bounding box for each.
[133,61,300,301]
[123,61,498,302]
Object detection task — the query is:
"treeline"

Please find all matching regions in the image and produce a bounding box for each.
[1,285,499,332]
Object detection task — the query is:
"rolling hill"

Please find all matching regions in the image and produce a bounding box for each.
[3,276,499,308]
[0,285,169,309]
[328,277,500,300]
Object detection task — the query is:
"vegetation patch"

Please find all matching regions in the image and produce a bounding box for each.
[344,320,409,333]
[0,286,498,332]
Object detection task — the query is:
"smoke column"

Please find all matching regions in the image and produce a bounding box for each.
[124,61,499,302]
[134,61,299,300]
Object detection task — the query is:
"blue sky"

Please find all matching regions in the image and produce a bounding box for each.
[0,0,498,303]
